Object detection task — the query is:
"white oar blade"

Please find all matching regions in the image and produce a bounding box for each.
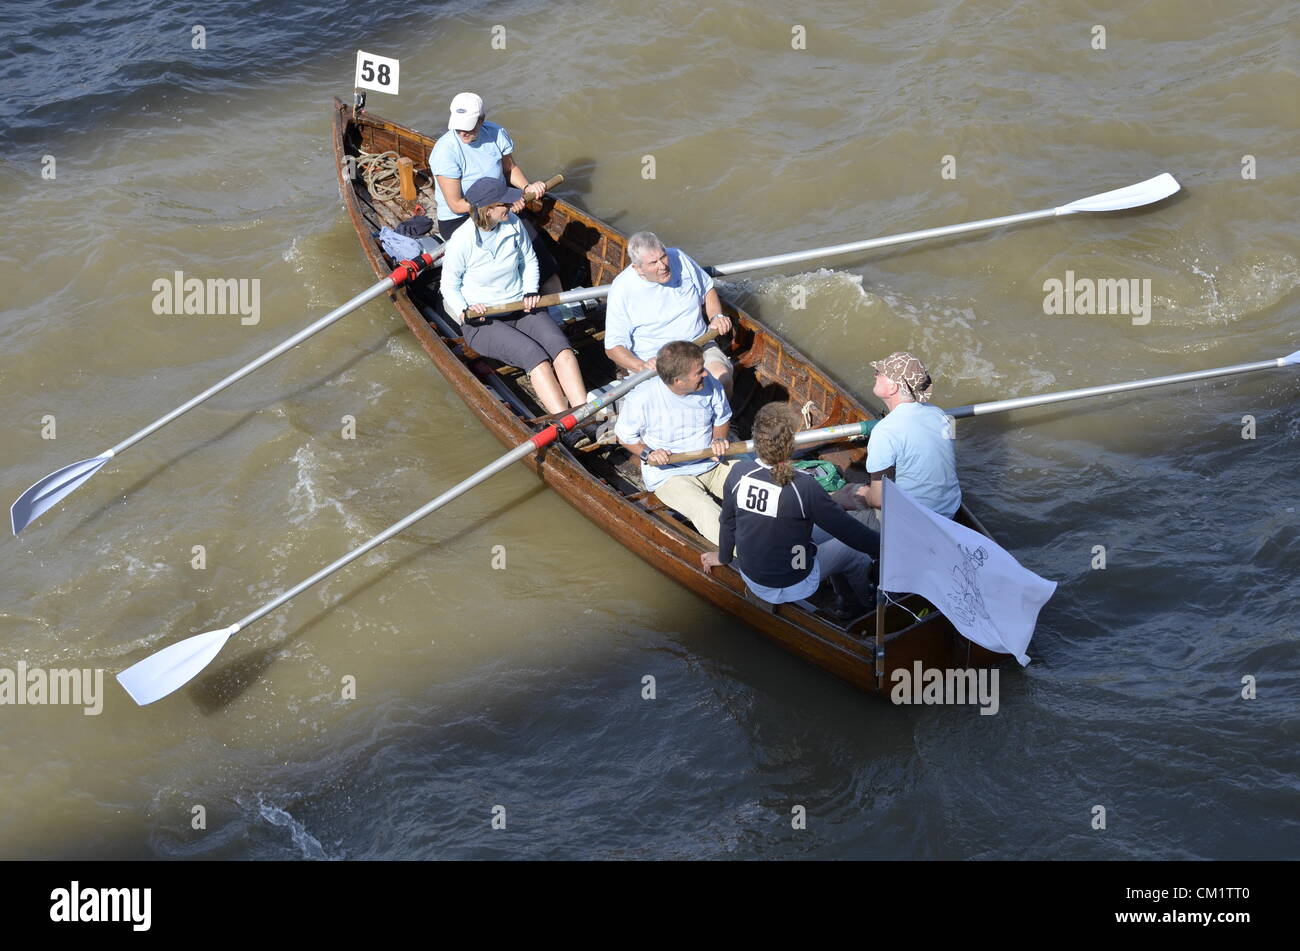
[1056,173,1181,215]
[11,453,112,535]
[1283,350,1300,366]
[116,626,238,706]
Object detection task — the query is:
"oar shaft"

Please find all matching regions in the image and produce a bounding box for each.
[107,253,441,456]
[947,358,1287,419]
[705,209,1056,276]
[664,353,1290,461]
[664,420,875,464]
[475,176,1177,314]
[236,330,716,630]
[236,436,535,631]
[480,208,1060,314]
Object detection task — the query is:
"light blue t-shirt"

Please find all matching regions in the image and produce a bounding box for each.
[614,375,732,492]
[604,248,715,361]
[429,120,515,221]
[865,401,962,517]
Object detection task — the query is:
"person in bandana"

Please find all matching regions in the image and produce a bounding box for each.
[844,351,962,520]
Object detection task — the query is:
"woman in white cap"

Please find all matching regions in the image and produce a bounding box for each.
[430,92,550,239]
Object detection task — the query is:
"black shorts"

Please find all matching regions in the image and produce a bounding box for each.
[463,310,571,372]
[438,215,469,239]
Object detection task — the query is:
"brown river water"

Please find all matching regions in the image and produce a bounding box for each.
[0,0,1296,859]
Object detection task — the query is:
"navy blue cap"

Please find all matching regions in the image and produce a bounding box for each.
[465,177,524,208]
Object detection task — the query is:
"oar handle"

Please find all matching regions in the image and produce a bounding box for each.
[556,330,719,432]
[662,420,876,464]
[478,293,566,317]
[525,174,564,201]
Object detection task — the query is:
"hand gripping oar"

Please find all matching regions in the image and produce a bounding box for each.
[11,252,443,535]
[661,347,1300,463]
[477,173,1181,315]
[524,173,565,203]
[116,330,717,706]
[664,420,878,464]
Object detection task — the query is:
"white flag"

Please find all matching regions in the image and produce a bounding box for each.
[880,479,1056,666]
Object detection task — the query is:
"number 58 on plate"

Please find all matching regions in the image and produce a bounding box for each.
[355,50,400,95]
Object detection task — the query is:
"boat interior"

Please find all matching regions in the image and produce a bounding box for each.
[341,111,961,635]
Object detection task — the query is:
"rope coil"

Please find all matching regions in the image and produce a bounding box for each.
[357,149,402,200]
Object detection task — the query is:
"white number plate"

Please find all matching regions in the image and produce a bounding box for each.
[736,474,778,518]
[355,50,400,95]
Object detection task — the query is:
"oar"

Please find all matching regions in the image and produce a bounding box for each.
[10,252,442,535]
[945,351,1299,419]
[524,173,565,204]
[478,173,1181,315]
[664,420,877,464]
[662,348,1300,463]
[116,330,717,706]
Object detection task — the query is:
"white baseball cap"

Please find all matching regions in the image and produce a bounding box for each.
[448,92,484,131]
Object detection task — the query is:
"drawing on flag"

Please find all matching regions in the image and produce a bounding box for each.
[880,479,1056,665]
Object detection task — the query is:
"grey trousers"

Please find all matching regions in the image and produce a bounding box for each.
[811,525,875,603]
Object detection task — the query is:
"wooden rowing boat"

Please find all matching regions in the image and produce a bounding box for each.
[330,97,1009,694]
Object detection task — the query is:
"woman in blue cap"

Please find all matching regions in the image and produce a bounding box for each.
[440,178,586,416]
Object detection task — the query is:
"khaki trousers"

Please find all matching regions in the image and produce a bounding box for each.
[653,460,737,545]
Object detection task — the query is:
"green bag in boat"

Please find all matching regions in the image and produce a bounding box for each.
[792,459,846,493]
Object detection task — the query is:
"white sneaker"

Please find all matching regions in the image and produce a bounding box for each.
[585,386,621,422]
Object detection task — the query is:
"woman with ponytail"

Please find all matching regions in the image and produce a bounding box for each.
[701,402,879,619]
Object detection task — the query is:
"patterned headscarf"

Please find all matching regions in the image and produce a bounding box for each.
[871,351,933,403]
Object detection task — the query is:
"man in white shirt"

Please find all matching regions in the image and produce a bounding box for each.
[604,232,734,398]
[615,340,736,544]
[844,351,962,520]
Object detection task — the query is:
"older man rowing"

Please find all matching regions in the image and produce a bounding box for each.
[615,340,736,545]
[604,232,734,398]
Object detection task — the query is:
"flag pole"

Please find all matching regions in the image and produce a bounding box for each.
[874,478,888,689]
